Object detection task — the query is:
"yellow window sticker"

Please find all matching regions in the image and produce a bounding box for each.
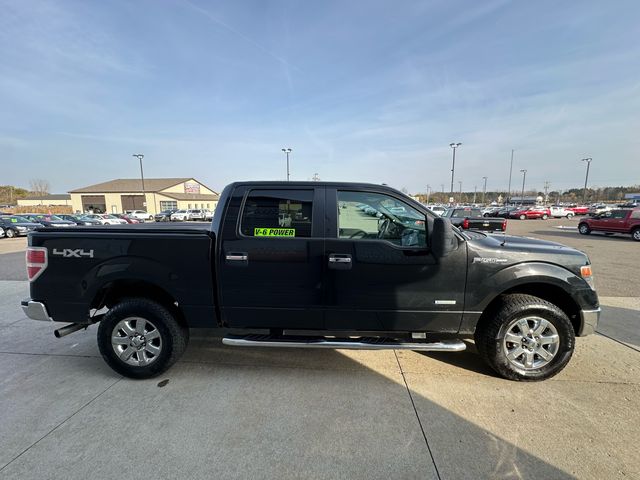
[254,227,296,237]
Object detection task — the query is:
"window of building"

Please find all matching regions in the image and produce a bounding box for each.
[337,191,426,247]
[241,190,313,238]
[160,201,177,211]
[206,203,210,209]
[188,204,191,209]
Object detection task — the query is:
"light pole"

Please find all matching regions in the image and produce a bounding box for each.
[581,157,592,204]
[520,169,527,203]
[281,148,292,181]
[507,149,514,204]
[482,176,488,204]
[449,142,462,195]
[132,154,146,211]
[426,185,431,205]
[458,181,462,204]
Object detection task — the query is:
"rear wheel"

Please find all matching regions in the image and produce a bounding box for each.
[519,214,526,220]
[5,228,15,238]
[97,298,189,379]
[567,213,574,219]
[578,223,591,235]
[475,294,575,381]
[542,214,548,220]
[632,228,640,242]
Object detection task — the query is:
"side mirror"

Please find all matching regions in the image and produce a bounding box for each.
[431,217,455,257]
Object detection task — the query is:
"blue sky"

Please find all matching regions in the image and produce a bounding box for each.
[1,0,639,194]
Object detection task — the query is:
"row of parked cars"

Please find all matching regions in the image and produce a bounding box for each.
[154,209,214,222]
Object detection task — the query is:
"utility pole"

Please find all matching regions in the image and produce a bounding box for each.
[132,154,146,211]
[581,158,592,204]
[544,181,550,204]
[507,149,514,204]
[311,173,320,181]
[520,169,527,203]
[473,185,477,204]
[482,176,488,204]
[449,143,462,195]
[281,148,292,181]
[458,181,462,204]
[426,184,431,205]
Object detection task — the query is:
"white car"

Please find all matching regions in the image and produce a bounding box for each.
[427,205,446,216]
[549,206,575,218]
[171,210,191,221]
[125,210,153,222]
[84,214,128,225]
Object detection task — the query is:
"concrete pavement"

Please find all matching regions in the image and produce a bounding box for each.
[1,280,638,479]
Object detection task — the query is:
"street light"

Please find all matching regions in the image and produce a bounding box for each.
[482,176,488,204]
[281,148,292,181]
[449,142,462,195]
[426,184,431,205]
[132,154,146,211]
[458,180,462,204]
[581,157,593,204]
[520,169,527,203]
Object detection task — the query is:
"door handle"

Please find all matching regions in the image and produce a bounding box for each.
[328,253,352,270]
[225,252,248,266]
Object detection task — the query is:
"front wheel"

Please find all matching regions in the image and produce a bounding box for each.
[542,214,548,220]
[632,228,640,242]
[578,223,591,235]
[474,294,575,381]
[97,298,189,379]
[5,228,15,238]
[567,213,574,219]
[519,214,526,220]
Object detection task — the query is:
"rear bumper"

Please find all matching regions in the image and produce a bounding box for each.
[21,299,53,322]
[578,308,600,336]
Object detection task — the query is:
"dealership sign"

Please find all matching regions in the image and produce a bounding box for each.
[184,182,200,194]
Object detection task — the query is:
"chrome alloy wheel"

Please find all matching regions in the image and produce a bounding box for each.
[502,316,560,370]
[111,317,162,366]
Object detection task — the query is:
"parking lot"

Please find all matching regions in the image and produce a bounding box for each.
[0,218,638,479]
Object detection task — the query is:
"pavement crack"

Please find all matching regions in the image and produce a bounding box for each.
[0,376,122,473]
[394,350,442,480]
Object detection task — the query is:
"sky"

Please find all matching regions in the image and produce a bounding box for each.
[1,0,639,195]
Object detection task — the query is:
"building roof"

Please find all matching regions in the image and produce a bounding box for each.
[69,178,192,193]
[20,194,71,201]
[160,192,220,201]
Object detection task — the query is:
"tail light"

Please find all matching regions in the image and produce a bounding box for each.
[462,218,469,229]
[26,246,48,281]
[502,219,507,231]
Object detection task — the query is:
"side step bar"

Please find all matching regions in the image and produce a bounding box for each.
[222,335,466,352]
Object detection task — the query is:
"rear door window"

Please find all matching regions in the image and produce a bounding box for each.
[241,190,313,238]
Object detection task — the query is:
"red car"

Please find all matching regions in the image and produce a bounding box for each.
[508,207,550,220]
[112,214,140,224]
[579,209,640,241]
[566,205,589,215]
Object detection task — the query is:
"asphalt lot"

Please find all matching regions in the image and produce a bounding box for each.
[0,219,638,479]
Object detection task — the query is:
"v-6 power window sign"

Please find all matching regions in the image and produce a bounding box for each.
[254,228,295,237]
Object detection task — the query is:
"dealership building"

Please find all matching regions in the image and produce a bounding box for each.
[69,178,219,214]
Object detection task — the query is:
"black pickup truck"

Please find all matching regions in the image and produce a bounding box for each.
[441,207,506,232]
[22,181,600,381]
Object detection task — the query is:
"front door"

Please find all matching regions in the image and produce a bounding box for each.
[218,186,325,330]
[324,188,467,333]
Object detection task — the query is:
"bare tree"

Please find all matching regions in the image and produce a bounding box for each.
[29,179,50,196]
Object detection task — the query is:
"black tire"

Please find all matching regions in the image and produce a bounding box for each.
[97,298,189,379]
[519,214,526,220]
[474,294,575,381]
[5,228,16,238]
[632,228,640,242]
[578,223,590,235]
[567,213,574,219]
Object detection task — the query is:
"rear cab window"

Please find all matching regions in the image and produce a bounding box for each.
[241,189,313,238]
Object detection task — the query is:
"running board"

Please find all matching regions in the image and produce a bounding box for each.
[222,335,466,352]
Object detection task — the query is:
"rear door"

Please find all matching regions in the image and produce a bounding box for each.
[324,187,467,333]
[218,185,325,329]
[606,210,630,232]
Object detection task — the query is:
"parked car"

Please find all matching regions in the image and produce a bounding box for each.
[618,202,638,208]
[509,207,550,220]
[566,205,590,216]
[578,209,640,241]
[82,214,128,225]
[427,205,446,216]
[154,210,176,222]
[442,207,506,232]
[189,209,205,221]
[112,214,141,224]
[0,227,4,238]
[21,214,76,227]
[482,206,502,217]
[125,210,153,222]
[494,206,519,218]
[203,209,214,221]
[170,209,191,221]
[550,206,575,219]
[588,204,612,216]
[58,214,102,226]
[0,216,43,237]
